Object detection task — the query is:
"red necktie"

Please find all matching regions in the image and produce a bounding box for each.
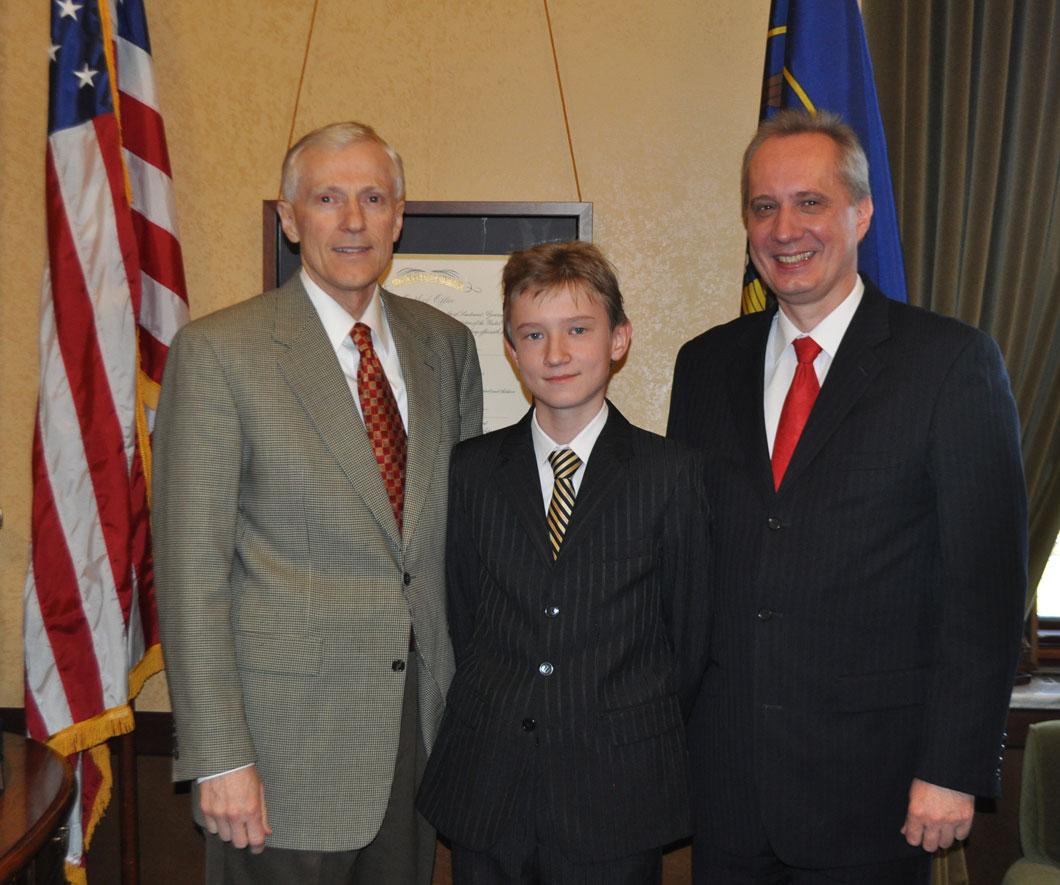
[351,322,407,533]
[771,336,822,490]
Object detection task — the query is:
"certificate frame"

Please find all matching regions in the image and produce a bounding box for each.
[262,200,593,290]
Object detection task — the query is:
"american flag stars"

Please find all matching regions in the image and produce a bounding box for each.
[55,0,83,20]
[72,61,99,88]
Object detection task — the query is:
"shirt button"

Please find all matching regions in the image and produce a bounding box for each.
[522,718,537,732]
[767,517,782,531]
[538,661,554,676]
[756,609,774,621]
[544,605,560,618]
[403,572,412,586]
[392,659,406,671]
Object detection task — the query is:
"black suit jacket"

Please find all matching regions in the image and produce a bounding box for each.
[667,280,1027,868]
[417,404,711,861]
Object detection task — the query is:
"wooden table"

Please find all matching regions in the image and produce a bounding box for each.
[0,733,74,884]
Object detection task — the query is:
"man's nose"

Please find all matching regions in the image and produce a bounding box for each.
[771,204,800,242]
[341,201,366,231]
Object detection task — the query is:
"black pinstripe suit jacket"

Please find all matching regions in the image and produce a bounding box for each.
[667,280,1027,869]
[417,404,712,861]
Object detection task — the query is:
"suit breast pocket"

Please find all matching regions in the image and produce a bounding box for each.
[820,450,918,505]
[830,450,905,473]
[600,537,654,563]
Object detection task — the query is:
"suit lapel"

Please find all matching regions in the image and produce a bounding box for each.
[557,404,631,557]
[497,411,553,564]
[273,277,401,549]
[729,311,776,500]
[384,290,441,546]
[778,283,890,491]
[495,406,633,565]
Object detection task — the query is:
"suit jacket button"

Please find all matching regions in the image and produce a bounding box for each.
[392,659,406,671]
[403,572,412,586]
[538,661,554,676]
[767,517,782,531]
[756,609,774,621]
[522,717,536,732]
[544,605,560,618]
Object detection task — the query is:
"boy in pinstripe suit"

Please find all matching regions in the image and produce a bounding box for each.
[418,241,711,884]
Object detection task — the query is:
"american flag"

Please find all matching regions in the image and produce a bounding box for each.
[23,0,188,878]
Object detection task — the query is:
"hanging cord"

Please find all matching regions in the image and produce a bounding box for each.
[542,0,583,201]
[280,0,322,198]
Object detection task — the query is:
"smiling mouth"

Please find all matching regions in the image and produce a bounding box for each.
[775,251,814,265]
[333,245,369,254]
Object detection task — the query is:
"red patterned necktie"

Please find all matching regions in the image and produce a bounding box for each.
[351,322,407,533]
[771,336,822,490]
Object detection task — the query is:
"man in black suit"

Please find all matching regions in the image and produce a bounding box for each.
[667,109,1027,883]
[418,241,711,883]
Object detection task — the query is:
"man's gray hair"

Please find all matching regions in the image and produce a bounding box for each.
[741,109,871,211]
[281,121,405,202]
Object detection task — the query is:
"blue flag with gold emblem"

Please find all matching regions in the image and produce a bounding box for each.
[742,0,907,313]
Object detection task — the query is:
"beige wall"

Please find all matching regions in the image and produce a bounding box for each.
[0,0,767,710]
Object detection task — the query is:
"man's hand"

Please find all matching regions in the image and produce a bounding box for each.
[200,766,272,854]
[900,778,974,852]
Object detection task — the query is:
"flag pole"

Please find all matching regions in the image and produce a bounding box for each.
[118,723,139,885]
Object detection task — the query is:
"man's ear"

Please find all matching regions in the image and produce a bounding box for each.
[276,201,301,244]
[855,195,874,244]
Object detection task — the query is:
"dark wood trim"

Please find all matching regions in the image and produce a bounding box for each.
[1006,708,1060,748]
[0,707,26,735]
[2,708,174,757]
[9,703,1058,754]
[128,711,174,757]
[119,732,140,884]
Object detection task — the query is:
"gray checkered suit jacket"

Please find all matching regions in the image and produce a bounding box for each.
[153,274,482,851]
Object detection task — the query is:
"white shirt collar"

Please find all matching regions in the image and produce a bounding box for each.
[300,269,394,358]
[769,275,865,363]
[531,402,610,470]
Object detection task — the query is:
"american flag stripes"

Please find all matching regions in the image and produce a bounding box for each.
[23,0,188,879]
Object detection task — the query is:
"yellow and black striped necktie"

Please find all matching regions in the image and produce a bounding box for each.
[547,448,582,560]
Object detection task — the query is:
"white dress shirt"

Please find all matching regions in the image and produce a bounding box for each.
[763,276,864,456]
[302,269,409,431]
[531,403,609,513]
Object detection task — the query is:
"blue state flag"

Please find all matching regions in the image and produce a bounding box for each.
[743,0,907,313]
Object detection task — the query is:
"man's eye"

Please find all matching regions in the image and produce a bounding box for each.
[752,203,775,215]
[367,194,382,204]
[319,194,333,204]
[571,326,587,335]
[526,331,544,341]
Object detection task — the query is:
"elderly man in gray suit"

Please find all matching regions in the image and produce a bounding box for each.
[153,121,483,885]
